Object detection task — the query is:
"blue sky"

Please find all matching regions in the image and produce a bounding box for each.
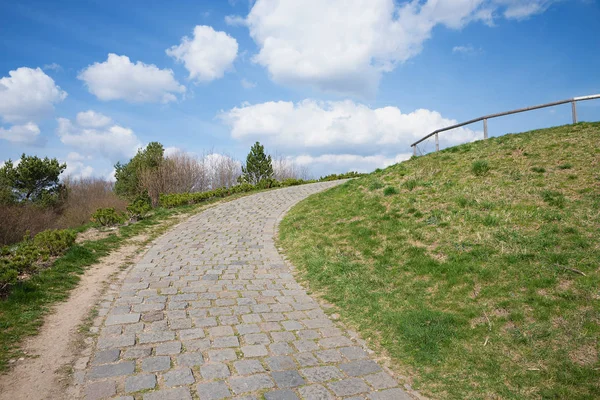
[1,0,599,178]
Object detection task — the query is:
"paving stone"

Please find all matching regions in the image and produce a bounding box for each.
[196,380,231,400]
[340,346,369,360]
[264,390,300,400]
[97,334,135,349]
[105,313,140,326]
[164,367,195,387]
[300,366,344,383]
[155,341,182,355]
[200,363,231,380]
[340,360,382,377]
[236,324,260,334]
[298,384,335,400]
[271,370,305,388]
[142,356,171,372]
[208,348,237,362]
[178,351,205,366]
[368,388,413,400]
[234,359,265,375]
[229,373,275,394]
[141,311,165,322]
[179,328,206,340]
[281,320,303,331]
[88,361,135,380]
[143,387,192,400]
[364,372,398,389]
[91,349,120,365]
[270,342,293,355]
[243,333,270,345]
[318,336,354,349]
[265,356,296,371]
[328,378,370,397]
[138,331,175,344]
[295,352,319,367]
[209,326,234,337]
[125,374,157,393]
[292,340,318,352]
[212,336,240,348]
[241,344,268,357]
[314,349,343,363]
[122,347,151,359]
[85,380,116,400]
[272,331,296,343]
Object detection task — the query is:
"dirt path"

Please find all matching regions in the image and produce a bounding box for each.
[0,241,142,400]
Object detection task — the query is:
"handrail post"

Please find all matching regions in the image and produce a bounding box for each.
[571,100,577,124]
[483,118,488,139]
[412,145,416,156]
[435,133,439,152]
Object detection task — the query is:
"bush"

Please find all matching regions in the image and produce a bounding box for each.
[471,160,491,176]
[91,208,125,226]
[33,229,76,256]
[383,186,399,196]
[126,198,152,221]
[0,228,76,291]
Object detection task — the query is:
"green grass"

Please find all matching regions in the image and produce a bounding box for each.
[279,122,600,400]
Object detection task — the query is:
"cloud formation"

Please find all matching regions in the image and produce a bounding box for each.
[167,25,238,82]
[0,122,42,145]
[78,54,186,103]
[219,99,478,156]
[57,111,142,162]
[0,67,67,124]
[235,0,555,95]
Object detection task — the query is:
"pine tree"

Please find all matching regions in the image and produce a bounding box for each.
[0,154,66,205]
[241,142,273,185]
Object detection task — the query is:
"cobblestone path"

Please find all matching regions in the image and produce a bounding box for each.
[80,182,412,400]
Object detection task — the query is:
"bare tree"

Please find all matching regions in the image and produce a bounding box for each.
[206,153,242,189]
[272,154,312,180]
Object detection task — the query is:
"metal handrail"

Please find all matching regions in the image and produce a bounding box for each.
[411,94,600,155]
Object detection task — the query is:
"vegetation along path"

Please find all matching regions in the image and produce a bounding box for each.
[74,181,412,400]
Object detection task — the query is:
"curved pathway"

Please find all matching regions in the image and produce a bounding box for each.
[79,182,411,400]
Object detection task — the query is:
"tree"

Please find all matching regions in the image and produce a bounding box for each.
[114,142,164,200]
[241,142,273,185]
[0,154,66,205]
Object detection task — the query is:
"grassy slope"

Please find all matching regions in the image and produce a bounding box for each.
[279,122,600,399]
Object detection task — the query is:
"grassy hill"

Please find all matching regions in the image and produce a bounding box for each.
[279,122,600,399]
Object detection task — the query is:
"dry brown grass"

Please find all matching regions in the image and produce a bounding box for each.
[0,177,127,246]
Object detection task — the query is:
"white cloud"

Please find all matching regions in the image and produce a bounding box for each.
[76,110,112,128]
[0,67,67,124]
[43,63,63,72]
[293,153,412,174]
[166,25,238,82]
[241,79,257,89]
[62,153,94,180]
[453,44,477,54]
[78,54,186,103]
[219,99,479,156]
[57,111,142,162]
[498,0,556,19]
[0,122,41,145]
[225,15,248,26]
[236,0,555,95]
[219,98,480,174]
